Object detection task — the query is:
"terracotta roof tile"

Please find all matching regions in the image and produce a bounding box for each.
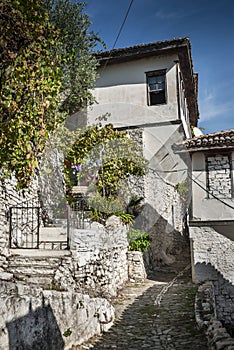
[175,129,234,152]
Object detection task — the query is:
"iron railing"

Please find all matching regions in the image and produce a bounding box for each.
[9,200,69,250]
[9,205,40,249]
[69,195,91,230]
[8,193,92,249]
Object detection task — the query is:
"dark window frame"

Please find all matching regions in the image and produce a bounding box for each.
[146,69,167,106]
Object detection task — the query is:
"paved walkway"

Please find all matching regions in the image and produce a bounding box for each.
[74,268,208,350]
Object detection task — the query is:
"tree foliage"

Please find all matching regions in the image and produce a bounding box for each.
[64,123,147,223]
[0,0,63,187]
[46,0,102,114]
[64,123,147,199]
[0,0,101,188]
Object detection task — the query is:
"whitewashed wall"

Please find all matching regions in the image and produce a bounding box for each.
[191,151,234,221]
[88,53,190,133]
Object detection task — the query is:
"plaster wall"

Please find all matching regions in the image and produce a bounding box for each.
[143,124,189,183]
[191,152,234,221]
[88,54,189,129]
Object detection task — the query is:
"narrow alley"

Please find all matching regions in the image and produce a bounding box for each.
[74,268,208,350]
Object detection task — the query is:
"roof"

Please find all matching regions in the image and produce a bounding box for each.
[95,37,199,126]
[175,129,234,153]
[96,37,191,62]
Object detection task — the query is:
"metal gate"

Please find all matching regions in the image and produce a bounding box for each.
[9,206,40,249]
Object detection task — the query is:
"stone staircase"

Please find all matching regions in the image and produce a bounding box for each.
[38,226,68,250]
[7,249,71,289]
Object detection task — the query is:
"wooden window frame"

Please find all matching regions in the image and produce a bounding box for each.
[146,69,167,106]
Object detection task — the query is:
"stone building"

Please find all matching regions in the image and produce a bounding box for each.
[176,129,234,326]
[0,37,202,348]
[86,37,199,270]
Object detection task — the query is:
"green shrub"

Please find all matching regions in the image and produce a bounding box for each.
[127,229,150,252]
[63,328,72,337]
[115,212,134,225]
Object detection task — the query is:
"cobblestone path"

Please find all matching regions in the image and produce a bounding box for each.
[75,271,208,350]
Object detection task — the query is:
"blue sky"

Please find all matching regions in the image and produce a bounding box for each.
[86,0,234,134]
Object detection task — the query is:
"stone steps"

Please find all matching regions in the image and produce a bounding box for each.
[38,227,68,249]
[39,227,67,241]
[7,253,69,288]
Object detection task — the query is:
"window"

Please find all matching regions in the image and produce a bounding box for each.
[206,154,232,199]
[146,70,166,105]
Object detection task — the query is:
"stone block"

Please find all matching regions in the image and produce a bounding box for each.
[0,272,13,281]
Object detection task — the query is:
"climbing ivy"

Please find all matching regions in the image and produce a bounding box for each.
[0,0,63,188]
[0,0,102,189]
[64,123,148,200]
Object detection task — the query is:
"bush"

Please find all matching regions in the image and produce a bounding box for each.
[127,229,150,252]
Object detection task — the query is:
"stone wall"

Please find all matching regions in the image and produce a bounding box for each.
[0,176,39,259]
[207,155,232,198]
[190,225,234,326]
[213,274,234,326]
[134,169,190,271]
[195,281,234,349]
[55,216,129,298]
[0,280,114,350]
[190,226,234,284]
[53,247,129,299]
[127,251,147,283]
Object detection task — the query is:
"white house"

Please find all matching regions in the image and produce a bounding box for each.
[86,37,199,270]
[175,129,234,326]
[176,130,234,280]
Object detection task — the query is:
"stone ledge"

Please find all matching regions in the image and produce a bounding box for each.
[195,281,234,349]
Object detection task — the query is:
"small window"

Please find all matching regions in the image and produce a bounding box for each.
[146,70,166,105]
[206,154,232,199]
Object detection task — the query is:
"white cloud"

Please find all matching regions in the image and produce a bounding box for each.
[154,10,186,20]
[154,7,198,21]
[199,89,234,122]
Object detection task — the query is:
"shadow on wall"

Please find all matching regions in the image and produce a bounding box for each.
[134,203,190,276]
[195,262,234,327]
[6,296,65,350]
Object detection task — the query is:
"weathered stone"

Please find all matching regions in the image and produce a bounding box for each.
[0,280,114,350]
[74,277,208,350]
[0,272,13,281]
[127,251,147,282]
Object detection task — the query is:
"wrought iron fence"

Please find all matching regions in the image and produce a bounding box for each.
[68,195,91,230]
[9,198,69,250]
[9,205,40,249]
[8,193,93,249]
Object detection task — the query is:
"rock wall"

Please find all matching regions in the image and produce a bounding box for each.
[190,225,234,326]
[0,280,114,350]
[195,281,234,349]
[127,251,147,282]
[134,169,190,271]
